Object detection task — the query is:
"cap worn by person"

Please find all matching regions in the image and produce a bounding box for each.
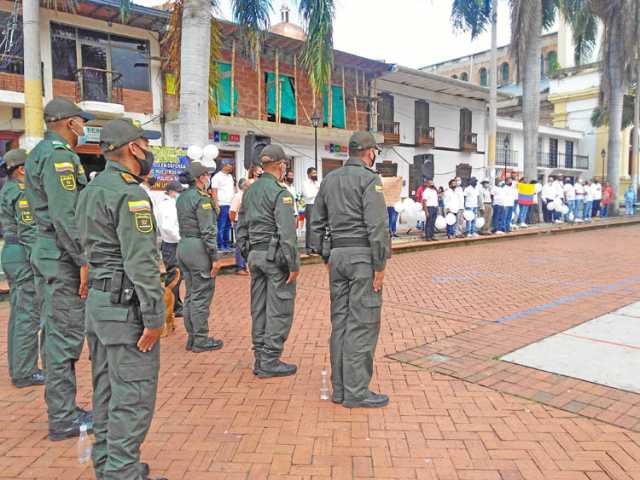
[349,131,382,153]
[44,97,95,123]
[100,118,161,153]
[0,148,27,175]
[259,145,287,163]
[166,181,185,193]
[187,161,209,179]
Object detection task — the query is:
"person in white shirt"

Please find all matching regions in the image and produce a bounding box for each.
[210,159,236,250]
[284,169,300,234]
[552,176,565,223]
[463,177,480,236]
[422,178,439,240]
[479,180,493,234]
[541,177,556,223]
[584,179,594,221]
[302,167,320,252]
[574,178,586,221]
[454,177,465,236]
[501,177,517,233]
[563,178,576,222]
[158,181,185,316]
[229,178,249,275]
[444,179,460,239]
[591,179,602,217]
[492,180,505,233]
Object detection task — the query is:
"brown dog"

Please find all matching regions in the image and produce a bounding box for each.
[161,267,181,337]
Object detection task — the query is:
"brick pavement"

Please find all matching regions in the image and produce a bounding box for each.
[1,226,640,479]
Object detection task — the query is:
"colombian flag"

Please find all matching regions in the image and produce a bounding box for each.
[518,183,536,205]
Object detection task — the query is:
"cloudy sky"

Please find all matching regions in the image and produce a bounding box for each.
[136,0,556,68]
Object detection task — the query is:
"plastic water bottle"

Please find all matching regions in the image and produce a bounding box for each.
[77,424,92,464]
[320,369,329,400]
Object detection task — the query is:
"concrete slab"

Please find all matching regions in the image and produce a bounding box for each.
[616,303,640,318]
[503,306,640,394]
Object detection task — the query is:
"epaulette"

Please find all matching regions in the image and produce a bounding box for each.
[198,189,210,197]
[121,172,139,184]
[51,140,73,151]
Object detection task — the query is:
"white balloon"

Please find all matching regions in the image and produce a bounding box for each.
[446,213,457,225]
[201,158,217,170]
[568,212,575,222]
[402,211,417,225]
[435,215,446,230]
[402,198,416,211]
[393,201,405,213]
[476,217,485,229]
[187,145,203,161]
[561,205,569,215]
[202,144,219,161]
[463,210,476,221]
[413,202,424,214]
[417,210,426,222]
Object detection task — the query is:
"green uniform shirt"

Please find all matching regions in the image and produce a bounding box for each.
[176,185,218,261]
[15,187,37,248]
[0,179,21,239]
[24,131,87,266]
[311,157,390,272]
[237,172,300,273]
[76,161,165,329]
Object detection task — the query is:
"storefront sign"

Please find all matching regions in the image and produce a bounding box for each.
[210,130,241,148]
[324,143,348,158]
[78,126,101,145]
[377,161,398,177]
[150,146,188,190]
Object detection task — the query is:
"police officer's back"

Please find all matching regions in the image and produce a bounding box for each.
[76,118,167,480]
[311,131,390,408]
[237,145,300,378]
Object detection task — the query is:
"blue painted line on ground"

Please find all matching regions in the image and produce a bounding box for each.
[495,275,640,324]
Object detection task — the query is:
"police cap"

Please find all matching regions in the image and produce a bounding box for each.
[44,97,95,123]
[259,145,287,163]
[349,131,381,153]
[166,180,185,193]
[187,161,209,179]
[0,148,27,175]
[100,118,161,153]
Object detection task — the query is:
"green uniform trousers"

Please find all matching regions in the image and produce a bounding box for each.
[177,238,216,347]
[31,234,85,429]
[2,242,39,381]
[328,247,382,402]
[247,250,296,359]
[86,288,159,480]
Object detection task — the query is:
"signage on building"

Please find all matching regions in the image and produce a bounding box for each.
[376,161,398,177]
[325,143,348,158]
[210,130,241,148]
[78,126,102,145]
[150,146,188,190]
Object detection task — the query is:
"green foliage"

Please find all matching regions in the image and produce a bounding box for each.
[557,0,598,65]
[591,95,635,129]
[451,0,492,39]
[298,0,335,96]
[231,0,272,63]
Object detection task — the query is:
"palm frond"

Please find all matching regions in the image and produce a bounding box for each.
[298,0,335,96]
[231,0,272,66]
[591,95,635,128]
[558,0,598,65]
[450,0,492,39]
[208,18,222,119]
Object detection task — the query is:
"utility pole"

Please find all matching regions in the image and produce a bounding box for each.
[487,0,498,181]
[22,0,43,150]
[633,59,640,193]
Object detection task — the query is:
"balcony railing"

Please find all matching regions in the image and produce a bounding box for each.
[537,151,589,170]
[415,125,435,147]
[75,67,123,104]
[461,132,478,152]
[497,148,519,167]
[380,121,400,145]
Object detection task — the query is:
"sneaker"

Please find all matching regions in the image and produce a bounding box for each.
[519,223,528,228]
[191,338,224,353]
[495,231,505,235]
[13,370,45,388]
[255,359,297,379]
[343,391,389,409]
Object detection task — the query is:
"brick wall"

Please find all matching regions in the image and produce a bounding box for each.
[52,79,152,113]
[0,73,24,92]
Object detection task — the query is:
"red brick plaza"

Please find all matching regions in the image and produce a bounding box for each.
[1,225,640,480]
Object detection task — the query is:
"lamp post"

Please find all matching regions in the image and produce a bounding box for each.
[601,148,606,182]
[311,111,320,171]
[503,136,510,180]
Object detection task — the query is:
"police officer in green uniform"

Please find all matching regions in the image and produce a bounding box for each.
[76,118,166,480]
[0,149,43,388]
[237,145,300,378]
[176,162,223,352]
[24,97,93,439]
[311,131,390,408]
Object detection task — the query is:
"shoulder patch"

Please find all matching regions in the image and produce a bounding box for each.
[201,202,213,210]
[18,199,33,225]
[54,162,75,173]
[121,173,138,184]
[128,200,151,212]
[282,196,293,205]
[59,173,76,191]
[133,211,154,234]
[18,199,30,209]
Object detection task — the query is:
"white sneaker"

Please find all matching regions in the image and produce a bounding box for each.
[519,223,528,228]
[496,231,505,235]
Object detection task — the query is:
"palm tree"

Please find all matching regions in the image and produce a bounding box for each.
[167,0,335,148]
[451,1,556,182]
[562,0,640,213]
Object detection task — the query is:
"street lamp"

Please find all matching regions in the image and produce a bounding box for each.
[601,148,606,182]
[503,136,510,180]
[311,111,320,171]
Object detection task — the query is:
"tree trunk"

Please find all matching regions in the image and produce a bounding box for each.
[488,0,498,180]
[22,0,43,150]
[633,60,639,193]
[521,4,543,182]
[179,0,211,148]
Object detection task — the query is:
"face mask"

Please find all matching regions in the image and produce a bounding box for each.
[310,175,318,181]
[70,120,86,140]
[133,144,154,177]
[286,177,294,184]
[471,181,477,187]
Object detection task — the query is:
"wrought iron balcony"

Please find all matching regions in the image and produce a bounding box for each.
[75,67,123,105]
[497,148,519,167]
[538,151,589,170]
[380,121,400,145]
[415,125,435,148]
[461,132,478,153]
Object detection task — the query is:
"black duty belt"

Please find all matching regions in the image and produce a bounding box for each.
[332,238,371,249]
[90,278,111,292]
[3,234,19,244]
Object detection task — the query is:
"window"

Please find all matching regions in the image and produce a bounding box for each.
[0,12,23,74]
[460,72,468,82]
[50,23,150,91]
[213,62,237,116]
[266,72,296,124]
[500,62,510,84]
[549,138,558,167]
[415,100,429,140]
[479,68,488,86]
[547,51,558,75]
[377,93,394,132]
[459,108,472,148]
[565,140,574,168]
[322,84,345,129]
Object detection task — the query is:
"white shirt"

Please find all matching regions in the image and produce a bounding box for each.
[302,178,320,205]
[454,186,464,211]
[552,180,564,199]
[444,188,460,212]
[585,185,593,202]
[592,183,602,200]
[463,185,479,208]
[210,171,235,206]
[423,187,439,207]
[480,187,492,204]
[492,186,504,205]
[157,194,180,244]
[541,183,555,200]
[502,184,518,206]
[574,183,586,198]
[563,183,576,201]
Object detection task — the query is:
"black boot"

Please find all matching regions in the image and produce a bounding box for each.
[191,337,224,353]
[255,358,297,379]
[185,336,193,351]
[13,370,45,388]
[343,391,389,409]
[48,409,94,441]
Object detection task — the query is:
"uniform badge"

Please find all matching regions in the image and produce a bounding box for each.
[282,196,293,205]
[18,200,33,225]
[59,173,76,191]
[134,212,154,233]
[201,202,212,210]
[375,185,383,193]
[54,162,74,173]
[128,200,151,212]
[121,173,138,184]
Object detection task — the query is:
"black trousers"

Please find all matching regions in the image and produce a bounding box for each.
[304,204,314,250]
[424,206,438,239]
[161,241,182,310]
